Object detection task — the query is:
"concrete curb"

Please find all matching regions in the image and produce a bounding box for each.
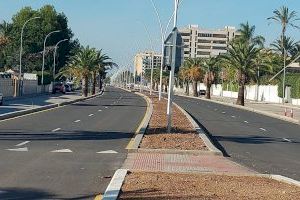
[175,93,300,125]
[129,92,153,151]
[0,91,104,121]
[172,102,223,156]
[136,148,220,155]
[102,169,127,200]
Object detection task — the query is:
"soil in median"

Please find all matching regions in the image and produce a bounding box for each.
[119,171,300,200]
[140,95,207,150]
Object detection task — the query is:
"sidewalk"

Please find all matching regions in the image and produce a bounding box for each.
[0,92,82,115]
[211,95,300,122]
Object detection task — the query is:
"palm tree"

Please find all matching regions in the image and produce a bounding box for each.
[271,36,299,58]
[237,22,265,47]
[268,6,300,55]
[178,65,190,95]
[0,20,11,47]
[61,46,98,97]
[220,40,261,106]
[182,58,203,97]
[202,57,219,99]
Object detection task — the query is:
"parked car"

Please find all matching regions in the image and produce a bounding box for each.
[198,89,206,96]
[52,83,66,94]
[0,92,3,105]
[64,84,72,92]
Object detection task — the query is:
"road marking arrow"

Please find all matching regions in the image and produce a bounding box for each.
[6,147,28,152]
[51,149,72,153]
[97,150,118,154]
[15,141,30,146]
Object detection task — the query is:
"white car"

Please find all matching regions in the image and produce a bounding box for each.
[0,92,3,106]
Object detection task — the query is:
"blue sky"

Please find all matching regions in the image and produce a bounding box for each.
[1,0,300,67]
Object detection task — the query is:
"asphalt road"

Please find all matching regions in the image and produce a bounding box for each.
[173,95,300,181]
[0,87,146,199]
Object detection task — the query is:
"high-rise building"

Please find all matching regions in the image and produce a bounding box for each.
[134,51,162,75]
[179,25,239,59]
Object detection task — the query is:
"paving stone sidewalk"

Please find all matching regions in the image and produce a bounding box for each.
[123,153,255,174]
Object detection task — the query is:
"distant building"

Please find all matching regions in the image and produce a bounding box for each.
[179,25,240,59]
[134,51,162,75]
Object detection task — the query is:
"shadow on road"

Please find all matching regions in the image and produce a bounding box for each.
[215,135,299,144]
[0,131,133,141]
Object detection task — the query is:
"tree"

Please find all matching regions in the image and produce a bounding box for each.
[61,46,98,97]
[202,57,219,99]
[0,20,12,70]
[178,65,190,95]
[237,22,265,47]
[268,6,300,56]
[182,58,203,97]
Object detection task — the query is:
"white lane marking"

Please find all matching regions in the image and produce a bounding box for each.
[52,128,61,132]
[231,115,236,118]
[6,147,28,152]
[98,109,102,112]
[283,138,292,143]
[244,121,249,123]
[222,111,226,114]
[214,109,218,111]
[74,120,81,123]
[88,114,94,117]
[259,128,267,132]
[51,149,72,153]
[97,150,118,154]
[15,141,30,146]
[105,106,108,109]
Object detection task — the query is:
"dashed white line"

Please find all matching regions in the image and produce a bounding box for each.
[88,114,94,117]
[231,115,236,118]
[74,120,81,123]
[222,111,226,114]
[98,109,102,112]
[15,141,30,146]
[283,138,292,143]
[105,106,108,109]
[52,128,61,132]
[214,109,218,111]
[244,120,249,123]
[259,128,267,132]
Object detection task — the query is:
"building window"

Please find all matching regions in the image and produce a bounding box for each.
[213,34,227,38]
[183,39,189,42]
[212,46,227,50]
[197,51,211,55]
[198,39,211,43]
[198,33,212,37]
[197,45,211,49]
[212,40,226,44]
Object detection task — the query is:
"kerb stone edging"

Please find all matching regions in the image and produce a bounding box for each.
[0,91,104,121]
[175,93,299,125]
[172,102,223,155]
[130,92,153,151]
[102,169,128,200]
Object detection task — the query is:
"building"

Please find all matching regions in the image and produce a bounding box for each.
[179,25,239,59]
[134,51,162,75]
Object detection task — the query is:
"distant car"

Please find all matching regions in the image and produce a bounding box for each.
[64,84,72,92]
[198,89,206,96]
[0,92,3,105]
[52,83,66,94]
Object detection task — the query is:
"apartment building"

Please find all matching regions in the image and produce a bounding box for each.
[179,25,239,59]
[134,51,162,75]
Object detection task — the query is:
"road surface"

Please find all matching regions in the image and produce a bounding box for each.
[174,95,300,181]
[0,87,146,199]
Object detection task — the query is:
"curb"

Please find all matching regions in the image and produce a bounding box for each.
[102,169,127,200]
[128,92,153,151]
[136,148,220,155]
[175,93,299,125]
[172,102,223,156]
[0,90,104,121]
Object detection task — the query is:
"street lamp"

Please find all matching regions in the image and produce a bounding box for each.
[53,39,68,89]
[42,30,61,86]
[19,16,41,96]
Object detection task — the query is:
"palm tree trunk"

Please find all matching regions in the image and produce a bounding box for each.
[206,83,211,99]
[236,71,246,106]
[155,82,158,91]
[192,80,198,97]
[164,84,167,93]
[82,75,88,97]
[92,71,96,95]
[185,81,189,95]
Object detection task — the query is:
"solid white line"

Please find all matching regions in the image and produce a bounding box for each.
[244,120,249,123]
[259,128,267,132]
[15,141,30,146]
[283,138,292,143]
[52,128,61,132]
[98,109,102,112]
[88,114,94,117]
[74,120,81,123]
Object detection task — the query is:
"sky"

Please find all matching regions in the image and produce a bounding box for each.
[1,0,300,69]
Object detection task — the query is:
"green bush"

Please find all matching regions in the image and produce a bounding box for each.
[35,71,53,85]
[222,82,239,92]
[278,73,300,98]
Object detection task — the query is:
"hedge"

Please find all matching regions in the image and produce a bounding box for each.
[278,73,300,99]
[222,82,239,92]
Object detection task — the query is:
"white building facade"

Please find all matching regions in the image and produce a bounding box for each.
[134,51,162,75]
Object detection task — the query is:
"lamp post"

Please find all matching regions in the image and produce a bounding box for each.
[42,30,61,86]
[53,39,68,90]
[19,16,40,96]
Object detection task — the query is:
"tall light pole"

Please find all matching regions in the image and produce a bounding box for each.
[19,16,40,96]
[42,30,61,86]
[282,48,286,104]
[53,39,68,89]
[167,0,179,133]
